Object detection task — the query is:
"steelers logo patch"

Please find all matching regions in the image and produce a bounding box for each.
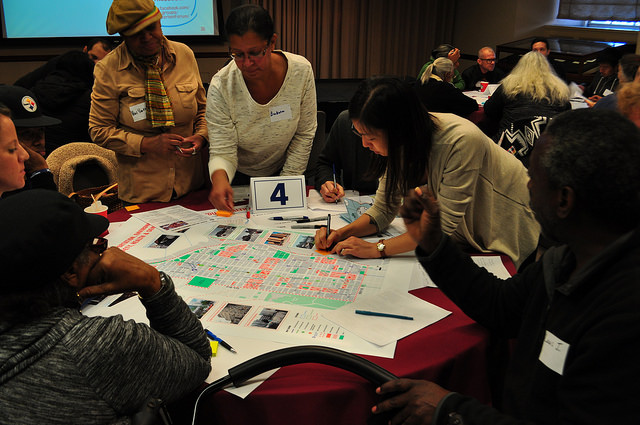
[21,96,37,113]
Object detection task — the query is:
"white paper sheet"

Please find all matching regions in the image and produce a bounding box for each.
[323,290,451,346]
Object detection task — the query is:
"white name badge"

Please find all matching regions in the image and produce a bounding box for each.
[250,175,307,213]
[130,102,147,122]
[269,104,292,122]
[539,330,569,375]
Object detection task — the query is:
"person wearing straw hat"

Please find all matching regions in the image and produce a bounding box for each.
[90,0,208,204]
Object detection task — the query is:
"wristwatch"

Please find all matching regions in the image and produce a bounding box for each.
[376,239,387,258]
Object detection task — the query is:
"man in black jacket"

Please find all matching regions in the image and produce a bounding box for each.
[372,109,640,425]
[461,47,506,91]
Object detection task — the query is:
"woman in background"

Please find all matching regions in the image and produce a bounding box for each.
[314,77,540,269]
[206,4,317,211]
[418,57,478,117]
[0,104,29,197]
[484,51,570,164]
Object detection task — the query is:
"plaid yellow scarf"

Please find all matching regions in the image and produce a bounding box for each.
[132,48,175,128]
[144,62,175,128]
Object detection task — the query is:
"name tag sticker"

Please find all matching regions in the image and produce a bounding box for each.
[539,330,569,375]
[270,104,292,122]
[130,102,147,122]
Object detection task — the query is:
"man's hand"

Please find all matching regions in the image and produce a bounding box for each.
[79,247,162,299]
[141,133,185,155]
[208,170,234,211]
[372,379,450,424]
[448,48,461,68]
[319,180,345,203]
[400,186,443,255]
[21,143,47,174]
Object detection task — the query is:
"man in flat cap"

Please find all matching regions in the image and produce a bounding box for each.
[0,84,60,197]
[90,0,208,204]
[0,190,211,423]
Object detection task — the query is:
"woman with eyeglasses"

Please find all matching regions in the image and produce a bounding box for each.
[206,4,317,211]
[314,77,540,269]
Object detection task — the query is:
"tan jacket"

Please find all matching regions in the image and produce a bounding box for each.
[366,112,540,268]
[89,38,207,203]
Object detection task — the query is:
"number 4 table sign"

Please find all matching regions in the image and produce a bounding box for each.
[249,175,307,214]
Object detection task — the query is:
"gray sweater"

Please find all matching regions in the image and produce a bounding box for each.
[0,277,211,424]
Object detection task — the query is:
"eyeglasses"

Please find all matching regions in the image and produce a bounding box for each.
[89,237,108,255]
[229,46,269,62]
[479,58,496,63]
[351,123,364,138]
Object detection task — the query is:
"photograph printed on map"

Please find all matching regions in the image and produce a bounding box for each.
[251,307,288,329]
[214,303,252,324]
[147,234,180,249]
[265,231,290,246]
[187,299,216,319]
[294,235,315,249]
[211,225,236,238]
[237,227,263,242]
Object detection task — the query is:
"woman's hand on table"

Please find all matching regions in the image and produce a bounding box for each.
[319,181,345,203]
[208,170,234,211]
[333,237,379,258]
[371,378,450,424]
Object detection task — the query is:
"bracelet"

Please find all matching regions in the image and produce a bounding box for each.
[138,271,169,300]
[29,168,51,179]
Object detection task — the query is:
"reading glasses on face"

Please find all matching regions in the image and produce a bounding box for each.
[89,237,108,255]
[479,58,496,62]
[229,46,268,62]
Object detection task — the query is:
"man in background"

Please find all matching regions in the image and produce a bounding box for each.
[462,46,506,90]
[15,38,114,153]
[0,85,60,196]
[417,44,465,90]
[531,37,567,82]
[593,53,640,110]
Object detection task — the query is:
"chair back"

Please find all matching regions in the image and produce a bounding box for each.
[304,110,327,185]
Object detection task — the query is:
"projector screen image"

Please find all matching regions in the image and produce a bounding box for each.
[1,0,221,38]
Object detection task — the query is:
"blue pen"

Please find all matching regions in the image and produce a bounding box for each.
[269,216,309,221]
[205,329,237,353]
[355,310,414,320]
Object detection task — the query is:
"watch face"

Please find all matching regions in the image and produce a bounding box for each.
[377,242,385,251]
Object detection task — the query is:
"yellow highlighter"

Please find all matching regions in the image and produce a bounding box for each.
[209,340,219,357]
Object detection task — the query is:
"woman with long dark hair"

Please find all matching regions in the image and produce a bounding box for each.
[315,77,540,268]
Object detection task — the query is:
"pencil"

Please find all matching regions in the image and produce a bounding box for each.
[354,310,414,320]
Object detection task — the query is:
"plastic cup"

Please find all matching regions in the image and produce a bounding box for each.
[480,81,489,93]
[84,201,108,218]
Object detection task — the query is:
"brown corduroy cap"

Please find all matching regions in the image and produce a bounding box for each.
[106,0,162,36]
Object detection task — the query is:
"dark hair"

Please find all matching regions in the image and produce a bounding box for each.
[348,77,435,209]
[619,54,640,81]
[431,44,454,59]
[87,37,114,52]
[225,4,274,41]
[530,37,549,50]
[597,47,622,67]
[541,109,640,230]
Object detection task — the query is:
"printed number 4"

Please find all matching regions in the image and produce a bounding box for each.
[270,183,289,205]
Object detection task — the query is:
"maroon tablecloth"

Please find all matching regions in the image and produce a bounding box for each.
[109,190,516,424]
